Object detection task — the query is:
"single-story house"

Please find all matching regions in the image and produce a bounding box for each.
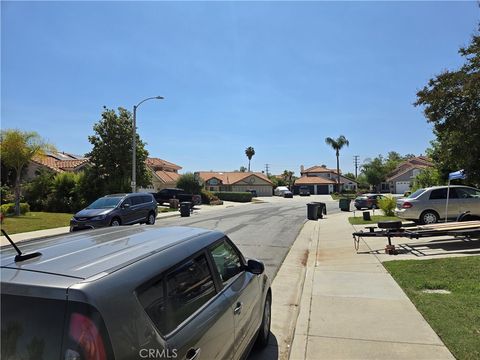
[141,157,182,192]
[25,152,90,181]
[293,165,358,194]
[197,171,274,196]
[385,156,433,194]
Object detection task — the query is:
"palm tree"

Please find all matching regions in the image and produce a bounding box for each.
[325,135,349,192]
[1,130,53,215]
[245,146,255,172]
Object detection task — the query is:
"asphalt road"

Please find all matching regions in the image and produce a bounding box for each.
[155,195,340,280]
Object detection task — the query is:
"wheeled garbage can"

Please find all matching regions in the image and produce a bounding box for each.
[307,203,319,220]
[339,198,351,212]
[180,202,191,217]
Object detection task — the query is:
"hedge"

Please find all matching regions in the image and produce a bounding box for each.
[213,192,253,203]
[0,202,30,216]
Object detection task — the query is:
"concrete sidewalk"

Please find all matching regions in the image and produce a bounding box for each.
[289,211,454,360]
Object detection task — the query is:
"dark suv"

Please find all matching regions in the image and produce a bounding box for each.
[1,226,271,360]
[70,193,157,231]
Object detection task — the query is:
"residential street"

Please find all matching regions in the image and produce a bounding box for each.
[155,195,339,280]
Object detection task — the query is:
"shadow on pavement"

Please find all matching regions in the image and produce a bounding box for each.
[247,333,279,360]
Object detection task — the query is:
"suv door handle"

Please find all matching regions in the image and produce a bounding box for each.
[186,348,201,360]
[234,302,242,315]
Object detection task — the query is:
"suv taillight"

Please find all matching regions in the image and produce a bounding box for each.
[66,313,107,360]
[402,202,413,209]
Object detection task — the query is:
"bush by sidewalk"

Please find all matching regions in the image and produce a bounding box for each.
[213,192,252,202]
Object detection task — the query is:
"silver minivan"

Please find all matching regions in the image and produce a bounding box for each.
[1,226,271,360]
[395,185,480,224]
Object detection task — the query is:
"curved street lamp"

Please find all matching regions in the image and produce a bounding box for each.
[132,96,164,193]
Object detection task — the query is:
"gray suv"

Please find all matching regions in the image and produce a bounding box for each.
[1,226,271,360]
[70,193,158,231]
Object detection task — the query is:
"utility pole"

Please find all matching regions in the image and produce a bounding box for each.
[353,155,360,179]
[265,164,270,177]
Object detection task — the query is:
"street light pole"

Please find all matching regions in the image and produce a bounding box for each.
[132,96,164,193]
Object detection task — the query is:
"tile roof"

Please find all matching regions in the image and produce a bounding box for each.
[198,172,274,186]
[302,166,340,174]
[32,154,89,173]
[294,176,336,185]
[386,156,433,181]
[154,170,181,184]
[146,158,182,171]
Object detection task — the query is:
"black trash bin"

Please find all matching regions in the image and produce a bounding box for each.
[180,202,191,217]
[339,198,351,212]
[363,211,371,221]
[316,202,327,219]
[307,203,319,220]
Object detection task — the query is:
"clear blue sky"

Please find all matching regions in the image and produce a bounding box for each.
[2,1,478,176]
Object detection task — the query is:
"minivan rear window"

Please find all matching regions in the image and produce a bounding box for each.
[1,294,65,359]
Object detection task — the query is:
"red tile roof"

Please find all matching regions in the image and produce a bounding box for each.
[302,166,340,174]
[386,156,433,181]
[294,176,336,185]
[32,155,89,173]
[146,158,182,171]
[198,172,273,185]
[154,170,181,184]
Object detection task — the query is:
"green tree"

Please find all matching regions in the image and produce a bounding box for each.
[86,107,151,194]
[415,28,480,185]
[411,167,444,192]
[176,173,202,194]
[24,169,55,211]
[238,166,247,172]
[361,156,388,190]
[282,170,295,189]
[245,146,255,172]
[344,172,356,180]
[325,135,349,191]
[0,130,53,215]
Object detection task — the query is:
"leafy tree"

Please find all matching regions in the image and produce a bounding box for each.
[238,166,247,172]
[361,155,388,190]
[176,173,202,194]
[0,130,53,215]
[282,170,295,189]
[86,107,151,194]
[46,172,83,213]
[245,146,255,172]
[344,172,356,180]
[411,167,445,192]
[415,28,480,185]
[24,169,55,211]
[325,135,349,191]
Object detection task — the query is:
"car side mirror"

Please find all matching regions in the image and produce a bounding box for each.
[122,203,130,209]
[247,259,265,275]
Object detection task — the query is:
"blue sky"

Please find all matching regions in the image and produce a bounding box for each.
[2,1,478,176]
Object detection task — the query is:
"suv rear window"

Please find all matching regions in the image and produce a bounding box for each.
[1,294,65,359]
[138,254,216,335]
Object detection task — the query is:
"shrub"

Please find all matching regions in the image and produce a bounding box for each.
[0,202,30,216]
[0,184,14,204]
[213,192,253,202]
[176,173,202,195]
[200,189,218,204]
[378,196,396,216]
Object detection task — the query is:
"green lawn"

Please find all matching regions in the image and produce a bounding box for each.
[1,212,73,234]
[384,257,480,360]
[348,215,400,225]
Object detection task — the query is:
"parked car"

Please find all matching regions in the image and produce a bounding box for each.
[274,186,290,196]
[70,193,157,231]
[354,194,384,210]
[299,186,311,196]
[395,185,480,224]
[283,190,293,198]
[152,188,201,206]
[1,226,272,360]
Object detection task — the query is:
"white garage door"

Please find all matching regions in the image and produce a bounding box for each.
[396,181,410,194]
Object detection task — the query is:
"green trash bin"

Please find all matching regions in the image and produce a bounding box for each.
[339,198,351,212]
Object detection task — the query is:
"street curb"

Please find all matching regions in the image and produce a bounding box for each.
[267,219,319,360]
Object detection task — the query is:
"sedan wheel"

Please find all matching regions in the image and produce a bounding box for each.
[421,211,439,225]
[110,219,121,226]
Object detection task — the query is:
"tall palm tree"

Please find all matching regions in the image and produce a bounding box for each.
[325,135,349,192]
[245,146,255,172]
